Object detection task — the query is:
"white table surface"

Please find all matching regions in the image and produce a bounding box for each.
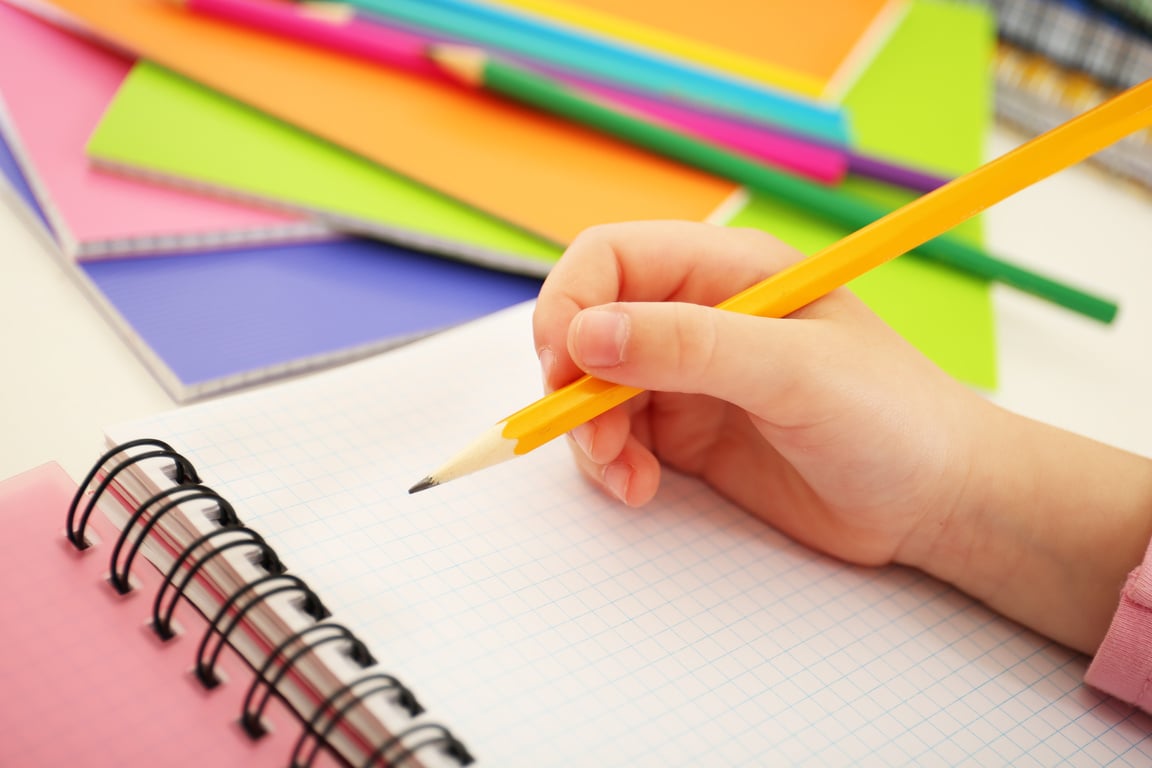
[2,126,1151,482]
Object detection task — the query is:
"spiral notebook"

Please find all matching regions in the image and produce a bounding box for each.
[61,302,1152,766]
[0,462,343,767]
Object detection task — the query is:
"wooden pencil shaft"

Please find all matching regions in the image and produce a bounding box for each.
[484,58,1121,323]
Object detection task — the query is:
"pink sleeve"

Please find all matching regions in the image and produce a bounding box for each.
[1085,534,1152,710]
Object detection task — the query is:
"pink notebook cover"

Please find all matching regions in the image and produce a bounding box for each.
[0,4,331,260]
[0,462,337,767]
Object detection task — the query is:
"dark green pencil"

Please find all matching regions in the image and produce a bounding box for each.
[430,45,1119,324]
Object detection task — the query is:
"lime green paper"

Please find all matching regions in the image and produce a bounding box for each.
[87,63,563,273]
[729,0,998,389]
[89,0,996,387]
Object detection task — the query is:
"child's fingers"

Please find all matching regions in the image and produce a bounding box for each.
[533,221,805,392]
[566,300,867,419]
[566,431,662,507]
[546,220,802,305]
[568,406,633,466]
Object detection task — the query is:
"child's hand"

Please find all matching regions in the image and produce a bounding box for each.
[534,221,1152,653]
[534,220,986,567]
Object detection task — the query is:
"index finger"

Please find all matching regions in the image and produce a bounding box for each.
[532,220,806,391]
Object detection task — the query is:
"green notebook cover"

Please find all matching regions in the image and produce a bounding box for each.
[87,0,996,387]
[727,0,996,388]
[88,63,564,275]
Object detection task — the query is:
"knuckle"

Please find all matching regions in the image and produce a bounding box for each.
[727,226,782,248]
[726,227,805,272]
[670,304,719,387]
[567,223,617,253]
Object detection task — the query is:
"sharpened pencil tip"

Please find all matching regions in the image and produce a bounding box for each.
[427,44,487,86]
[411,423,520,492]
[408,476,438,494]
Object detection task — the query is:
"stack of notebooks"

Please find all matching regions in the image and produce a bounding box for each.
[8,1,1141,764]
[0,1,546,401]
[0,0,1010,405]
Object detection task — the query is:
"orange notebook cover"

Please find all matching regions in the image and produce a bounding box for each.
[17,0,737,247]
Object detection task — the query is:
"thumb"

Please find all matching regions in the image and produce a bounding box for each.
[567,301,830,417]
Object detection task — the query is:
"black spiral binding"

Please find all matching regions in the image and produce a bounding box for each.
[153,525,285,641]
[241,622,376,738]
[361,724,476,768]
[290,676,433,768]
[109,484,236,594]
[69,440,474,767]
[67,438,200,549]
[196,572,331,689]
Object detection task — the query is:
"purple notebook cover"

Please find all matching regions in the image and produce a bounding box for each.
[0,128,541,400]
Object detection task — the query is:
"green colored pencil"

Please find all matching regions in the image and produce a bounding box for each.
[430,45,1119,324]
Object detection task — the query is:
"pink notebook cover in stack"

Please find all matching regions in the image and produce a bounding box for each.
[0,3,331,260]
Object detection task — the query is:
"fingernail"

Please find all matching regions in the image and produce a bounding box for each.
[574,308,628,368]
[603,462,632,503]
[538,345,555,391]
[571,423,594,457]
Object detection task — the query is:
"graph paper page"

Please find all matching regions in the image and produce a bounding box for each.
[107,301,1152,766]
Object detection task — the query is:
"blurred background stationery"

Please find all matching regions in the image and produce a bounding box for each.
[333,0,852,142]
[155,0,856,185]
[730,0,1001,389]
[424,44,1116,324]
[15,0,744,245]
[473,0,909,99]
[6,0,1137,405]
[335,0,962,193]
[86,62,564,276]
[969,0,1152,190]
[986,0,1151,91]
[0,2,332,259]
[0,80,542,403]
[76,241,542,401]
[329,0,965,192]
[86,46,1072,328]
[65,0,1001,391]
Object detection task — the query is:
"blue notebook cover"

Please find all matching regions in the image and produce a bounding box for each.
[0,116,52,235]
[0,128,541,401]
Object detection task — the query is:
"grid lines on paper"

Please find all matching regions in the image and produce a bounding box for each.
[108,305,1152,767]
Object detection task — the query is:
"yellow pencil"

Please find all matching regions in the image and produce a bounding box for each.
[410,77,1152,493]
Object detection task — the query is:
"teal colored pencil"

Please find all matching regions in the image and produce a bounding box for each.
[430,45,1119,324]
[342,0,849,143]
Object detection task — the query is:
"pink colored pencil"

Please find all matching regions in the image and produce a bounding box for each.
[560,76,847,183]
[177,0,447,80]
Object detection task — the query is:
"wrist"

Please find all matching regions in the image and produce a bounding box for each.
[894,399,1024,605]
[900,403,1152,653]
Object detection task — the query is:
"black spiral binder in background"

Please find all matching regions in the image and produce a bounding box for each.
[67,439,475,768]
